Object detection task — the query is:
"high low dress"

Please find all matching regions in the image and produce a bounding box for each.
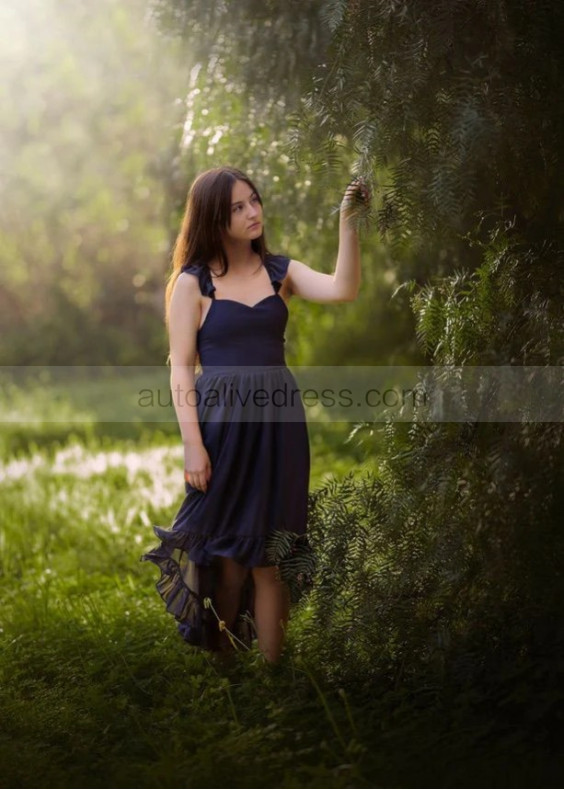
[140,253,315,652]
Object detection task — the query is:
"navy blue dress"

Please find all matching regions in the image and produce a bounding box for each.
[140,253,314,651]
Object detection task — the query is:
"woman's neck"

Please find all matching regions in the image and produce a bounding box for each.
[216,240,261,275]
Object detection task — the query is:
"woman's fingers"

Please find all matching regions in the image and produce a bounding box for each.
[342,178,371,213]
[185,467,211,492]
[346,178,370,203]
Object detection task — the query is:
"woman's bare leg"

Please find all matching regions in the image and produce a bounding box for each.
[215,556,249,651]
[251,565,291,663]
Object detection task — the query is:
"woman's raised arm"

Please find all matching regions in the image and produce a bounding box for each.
[286,179,370,303]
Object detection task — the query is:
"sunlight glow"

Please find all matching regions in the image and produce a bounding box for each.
[0,441,184,513]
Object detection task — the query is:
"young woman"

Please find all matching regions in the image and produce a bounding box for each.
[141,166,369,663]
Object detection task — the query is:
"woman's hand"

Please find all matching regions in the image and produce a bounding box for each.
[184,441,212,493]
[340,177,371,221]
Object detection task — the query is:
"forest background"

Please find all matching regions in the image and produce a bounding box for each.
[1,0,562,787]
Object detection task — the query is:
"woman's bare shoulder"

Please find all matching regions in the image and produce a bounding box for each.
[171,271,202,311]
[176,269,201,288]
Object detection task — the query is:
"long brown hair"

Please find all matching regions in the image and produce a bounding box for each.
[164,166,269,331]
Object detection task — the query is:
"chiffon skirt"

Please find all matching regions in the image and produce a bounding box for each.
[140,365,315,650]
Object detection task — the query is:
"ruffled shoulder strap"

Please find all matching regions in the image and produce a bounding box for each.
[265,253,291,294]
[180,262,216,298]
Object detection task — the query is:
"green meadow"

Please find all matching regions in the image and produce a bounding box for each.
[1,382,559,788]
[0,382,376,788]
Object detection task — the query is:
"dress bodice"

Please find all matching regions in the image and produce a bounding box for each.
[181,253,291,368]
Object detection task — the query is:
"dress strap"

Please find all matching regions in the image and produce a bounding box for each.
[181,263,216,299]
[183,255,290,297]
[265,253,291,294]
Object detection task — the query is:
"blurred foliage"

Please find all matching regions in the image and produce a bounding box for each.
[0,0,187,364]
[289,0,564,252]
[148,0,331,108]
[0,0,419,368]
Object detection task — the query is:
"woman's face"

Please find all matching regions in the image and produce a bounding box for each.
[224,179,263,242]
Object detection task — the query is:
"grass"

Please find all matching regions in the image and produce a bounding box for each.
[1,384,562,787]
[0,381,379,788]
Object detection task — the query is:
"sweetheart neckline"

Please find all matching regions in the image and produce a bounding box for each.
[214,293,280,309]
[198,293,288,333]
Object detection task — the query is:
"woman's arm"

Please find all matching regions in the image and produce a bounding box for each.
[168,273,204,448]
[286,180,370,303]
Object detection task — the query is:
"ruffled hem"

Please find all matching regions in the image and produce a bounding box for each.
[140,524,316,651]
[151,524,280,568]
